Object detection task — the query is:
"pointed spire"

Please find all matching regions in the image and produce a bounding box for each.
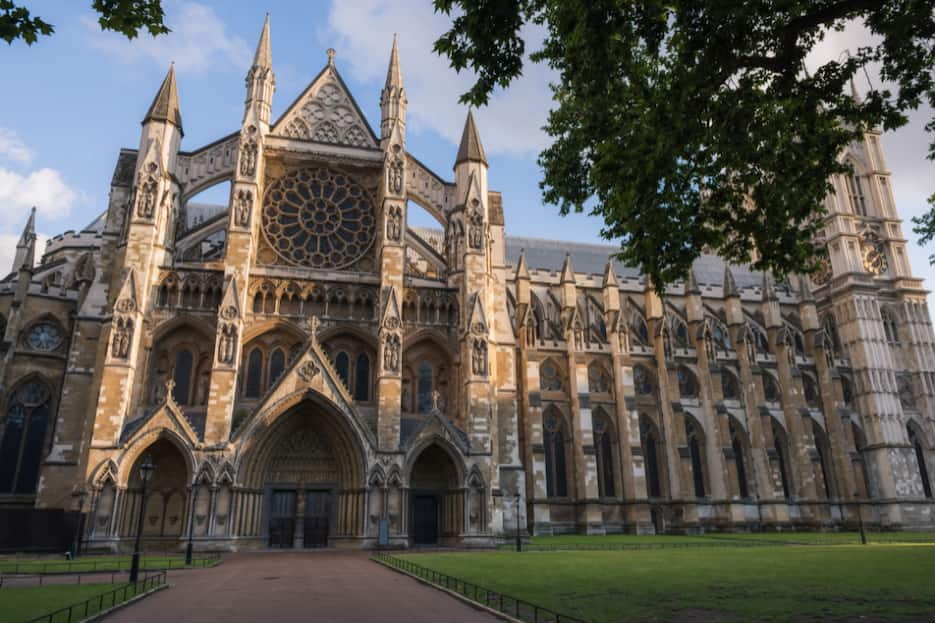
[602,258,618,288]
[762,272,777,302]
[18,206,35,247]
[13,207,36,271]
[686,268,701,294]
[799,274,815,303]
[252,13,271,69]
[515,248,530,281]
[849,75,861,103]
[143,64,183,133]
[385,33,402,90]
[723,265,738,298]
[560,253,575,283]
[455,110,487,167]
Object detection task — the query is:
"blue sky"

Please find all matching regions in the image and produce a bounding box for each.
[1,0,934,295]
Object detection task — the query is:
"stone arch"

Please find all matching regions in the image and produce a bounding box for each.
[768,415,794,498]
[121,437,192,538]
[116,427,195,487]
[402,333,453,415]
[684,412,708,498]
[146,320,214,407]
[639,412,666,499]
[727,414,753,499]
[591,406,618,498]
[237,392,368,490]
[407,439,464,545]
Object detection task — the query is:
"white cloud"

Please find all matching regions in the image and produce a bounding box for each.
[326,0,554,157]
[0,167,78,228]
[84,1,251,74]
[0,128,33,164]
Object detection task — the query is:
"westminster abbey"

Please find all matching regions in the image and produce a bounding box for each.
[0,18,933,550]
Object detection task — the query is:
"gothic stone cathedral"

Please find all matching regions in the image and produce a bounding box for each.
[1,20,934,551]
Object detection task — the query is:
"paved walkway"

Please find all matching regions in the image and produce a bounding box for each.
[106,551,500,623]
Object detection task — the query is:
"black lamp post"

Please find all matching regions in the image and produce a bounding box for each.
[129,456,155,583]
[855,491,867,545]
[185,484,199,565]
[71,489,87,559]
[515,493,522,553]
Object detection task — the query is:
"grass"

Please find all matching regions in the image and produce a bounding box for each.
[399,543,935,622]
[0,583,118,622]
[0,555,218,574]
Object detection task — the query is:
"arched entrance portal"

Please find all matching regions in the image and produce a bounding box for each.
[409,444,461,546]
[240,398,366,549]
[122,439,190,540]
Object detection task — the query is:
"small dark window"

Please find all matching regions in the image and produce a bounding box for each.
[593,411,615,497]
[721,371,739,400]
[685,417,705,498]
[268,348,285,386]
[172,349,193,405]
[908,425,932,498]
[245,347,263,398]
[813,420,832,499]
[544,409,568,497]
[763,374,780,403]
[730,421,749,498]
[640,416,662,498]
[417,362,433,413]
[354,354,370,402]
[677,367,697,398]
[634,366,654,396]
[539,360,562,391]
[335,352,350,387]
[773,421,791,498]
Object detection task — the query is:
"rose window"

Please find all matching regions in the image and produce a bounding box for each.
[261,168,376,269]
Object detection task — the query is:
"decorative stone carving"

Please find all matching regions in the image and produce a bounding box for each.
[261,168,376,269]
[297,360,320,382]
[239,126,258,178]
[386,204,402,242]
[111,316,133,359]
[217,324,237,366]
[472,338,488,376]
[383,333,400,372]
[136,163,158,219]
[277,78,376,149]
[387,146,404,195]
[468,200,483,250]
[235,189,253,228]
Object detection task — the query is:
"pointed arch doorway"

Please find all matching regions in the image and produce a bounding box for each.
[239,396,366,549]
[409,444,461,546]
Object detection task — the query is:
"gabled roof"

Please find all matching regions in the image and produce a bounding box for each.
[455,110,487,166]
[271,55,379,149]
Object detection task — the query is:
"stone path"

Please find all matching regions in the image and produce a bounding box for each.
[105,551,501,623]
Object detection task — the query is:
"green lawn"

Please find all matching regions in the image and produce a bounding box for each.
[400,544,935,622]
[0,555,217,574]
[0,584,118,622]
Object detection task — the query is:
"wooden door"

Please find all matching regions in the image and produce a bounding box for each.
[303,490,331,548]
[412,495,439,545]
[268,490,296,548]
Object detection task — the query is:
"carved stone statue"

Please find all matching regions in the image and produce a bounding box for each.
[217,324,237,366]
[240,127,259,177]
[386,204,402,242]
[383,333,400,373]
[468,202,483,250]
[388,156,404,195]
[472,338,487,376]
[235,190,253,227]
[136,168,158,219]
[111,317,132,359]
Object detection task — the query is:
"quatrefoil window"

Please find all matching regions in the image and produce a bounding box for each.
[261,168,376,269]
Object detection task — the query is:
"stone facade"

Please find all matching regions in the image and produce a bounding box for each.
[1,21,934,551]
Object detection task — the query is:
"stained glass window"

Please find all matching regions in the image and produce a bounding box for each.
[269,348,286,386]
[354,354,370,402]
[0,381,51,494]
[261,168,376,269]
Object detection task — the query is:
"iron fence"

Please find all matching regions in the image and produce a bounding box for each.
[373,552,587,623]
[24,571,167,623]
[0,552,221,575]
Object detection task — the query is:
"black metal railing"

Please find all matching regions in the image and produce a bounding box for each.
[373,553,587,623]
[498,538,788,552]
[0,552,221,575]
[24,571,167,623]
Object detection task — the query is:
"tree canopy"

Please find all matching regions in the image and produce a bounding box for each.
[434,0,935,290]
[1,0,168,45]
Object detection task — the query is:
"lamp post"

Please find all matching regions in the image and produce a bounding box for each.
[185,484,199,565]
[515,493,522,553]
[71,489,87,559]
[129,456,155,583]
[854,491,867,545]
